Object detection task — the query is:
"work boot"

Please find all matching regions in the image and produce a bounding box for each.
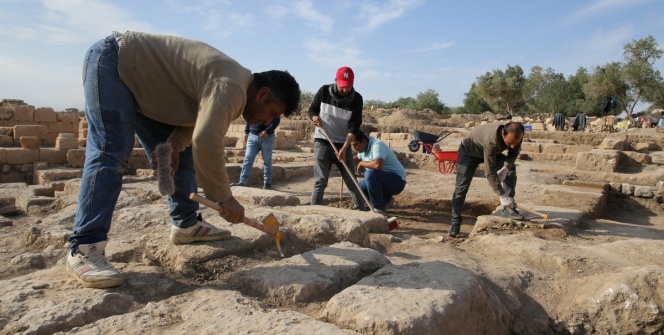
[230,182,247,187]
[66,241,124,289]
[385,197,395,209]
[170,214,232,245]
[449,224,461,238]
[495,207,525,221]
[263,183,272,190]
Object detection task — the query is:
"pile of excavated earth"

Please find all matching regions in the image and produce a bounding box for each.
[1,108,664,334]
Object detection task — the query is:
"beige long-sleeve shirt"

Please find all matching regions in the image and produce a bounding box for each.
[118,31,253,202]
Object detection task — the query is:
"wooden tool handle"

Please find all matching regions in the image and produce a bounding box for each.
[318,127,374,212]
[189,193,277,235]
[517,206,549,220]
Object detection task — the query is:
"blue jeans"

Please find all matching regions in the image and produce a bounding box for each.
[450,142,517,226]
[358,169,406,211]
[68,34,200,251]
[238,133,275,184]
[311,140,367,210]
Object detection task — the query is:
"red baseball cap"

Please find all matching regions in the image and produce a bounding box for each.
[335,66,354,88]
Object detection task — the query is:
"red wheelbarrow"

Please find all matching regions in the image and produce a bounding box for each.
[422,143,458,174]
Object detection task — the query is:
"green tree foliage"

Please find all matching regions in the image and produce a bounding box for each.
[564,67,597,116]
[394,96,417,110]
[415,89,446,114]
[474,65,526,114]
[364,99,393,109]
[299,90,314,108]
[525,66,571,115]
[358,36,663,118]
[622,35,664,119]
[463,83,493,114]
[643,80,664,109]
[583,62,629,116]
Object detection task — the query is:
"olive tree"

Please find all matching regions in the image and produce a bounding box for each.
[474,65,526,114]
[525,66,570,115]
[622,35,664,119]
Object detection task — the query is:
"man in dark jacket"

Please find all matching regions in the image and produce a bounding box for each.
[231,117,280,189]
[308,66,367,210]
[449,122,525,238]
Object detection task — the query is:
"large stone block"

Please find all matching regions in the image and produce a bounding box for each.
[0,108,14,121]
[0,148,6,164]
[19,136,40,149]
[56,112,79,123]
[6,148,39,164]
[620,151,651,166]
[541,143,567,154]
[575,150,620,172]
[13,106,35,122]
[45,122,63,133]
[520,142,541,153]
[33,168,83,186]
[67,149,86,168]
[0,120,17,127]
[55,135,79,150]
[34,108,56,122]
[39,148,68,164]
[599,137,627,150]
[0,135,13,147]
[13,125,47,141]
[530,122,546,131]
[274,136,292,149]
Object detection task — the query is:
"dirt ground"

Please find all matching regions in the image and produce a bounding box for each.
[1,111,664,334]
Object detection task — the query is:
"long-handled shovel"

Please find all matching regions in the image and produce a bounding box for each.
[189,193,284,257]
[318,128,399,231]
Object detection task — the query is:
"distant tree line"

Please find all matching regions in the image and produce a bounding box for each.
[299,36,663,118]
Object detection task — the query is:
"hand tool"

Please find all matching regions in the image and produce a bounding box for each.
[155,143,175,195]
[319,127,399,230]
[189,193,284,257]
[517,206,549,220]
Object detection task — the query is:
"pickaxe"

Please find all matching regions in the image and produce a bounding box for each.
[189,193,284,257]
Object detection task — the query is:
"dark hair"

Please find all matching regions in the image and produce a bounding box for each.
[253,70,301,117]
[502,122,524,137]
[352,129,369,142]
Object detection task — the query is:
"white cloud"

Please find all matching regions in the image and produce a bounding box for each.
[293,0,334,32]
[357,0,424,32]
[563,0,653,25]
[202,10,255,37]
[302,38,375,69]
[265,4,290,19]
[407,41,455,53]
[0,0,152,45]
[165,0,254,37]
[267,0,334,32]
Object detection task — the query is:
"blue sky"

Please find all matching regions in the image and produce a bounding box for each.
[1,0,663,111]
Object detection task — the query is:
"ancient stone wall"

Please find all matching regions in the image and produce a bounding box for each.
[0,101,150,184]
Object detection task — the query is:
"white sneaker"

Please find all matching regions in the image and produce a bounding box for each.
[170,218,232,245]
[66,241,124,288]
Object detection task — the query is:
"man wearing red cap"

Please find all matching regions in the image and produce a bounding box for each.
[308,66,368,210]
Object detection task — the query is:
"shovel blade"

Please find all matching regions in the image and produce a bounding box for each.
[262,213,280,233]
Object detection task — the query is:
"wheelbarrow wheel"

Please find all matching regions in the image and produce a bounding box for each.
[408,140,420,152]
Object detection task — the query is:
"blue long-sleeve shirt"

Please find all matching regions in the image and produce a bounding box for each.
[244,117,280,135]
